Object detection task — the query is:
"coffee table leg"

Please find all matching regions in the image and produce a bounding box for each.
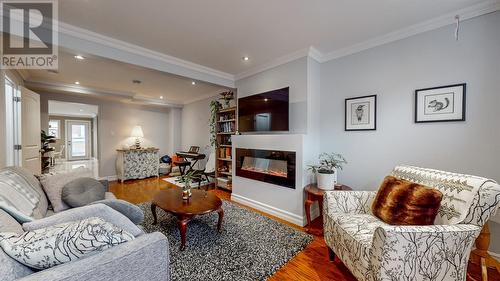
[178,217,189,251]
[217,207,224,232]
[304,199,313,231]
[151,204,158,225]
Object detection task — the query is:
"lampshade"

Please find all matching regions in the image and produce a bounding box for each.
[131,126,144,138]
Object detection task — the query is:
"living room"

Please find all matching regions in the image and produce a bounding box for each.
[1,1,500,281]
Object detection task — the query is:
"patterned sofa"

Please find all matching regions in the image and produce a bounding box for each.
[323,165,500,281]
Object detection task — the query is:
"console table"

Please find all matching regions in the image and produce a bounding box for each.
[304,183,352,234]
[116,148,159,182]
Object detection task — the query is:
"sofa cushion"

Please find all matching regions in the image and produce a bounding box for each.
[0,217,135,270]
[372,176,443,225]
[62,177,106,208]
[324,213,385,280]
[39,167,93,213]
[0,167,49,222]
[0,210,23,234]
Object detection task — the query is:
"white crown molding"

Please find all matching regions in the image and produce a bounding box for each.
[235,47,319,80]
[25,80,184,108]
[320,0,500,62]
[183,88,229,105]
[57,22,235,82]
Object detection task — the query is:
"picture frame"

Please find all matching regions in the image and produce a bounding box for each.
[415,83,466,123]
[345,95,377,131]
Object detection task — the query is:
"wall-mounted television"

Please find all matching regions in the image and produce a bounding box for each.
[238,87,289,133]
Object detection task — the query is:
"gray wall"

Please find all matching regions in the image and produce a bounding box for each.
[181,95,218,166]
[39,92,171,177]
[319,11,500,252]
[236,57,308,134]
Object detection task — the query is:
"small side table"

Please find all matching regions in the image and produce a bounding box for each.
[304,183,352,234]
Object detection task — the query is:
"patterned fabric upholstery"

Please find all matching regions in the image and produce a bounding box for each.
[391,165,499,225]
[323,165,500,281]
[0,167,49,222]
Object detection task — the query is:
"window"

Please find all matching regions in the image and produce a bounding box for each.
[48,120,60,138]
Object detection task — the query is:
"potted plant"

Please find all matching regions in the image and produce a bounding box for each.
[219,91,234,108]
[40,130,56,170]
[209,100,222,148]
[308,153,347,190]
[179,171,197,200]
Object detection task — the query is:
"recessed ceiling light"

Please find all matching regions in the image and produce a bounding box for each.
[79,109,84,112]
[264,98,268,102]
[74,55,85,60]
[160,96,164,99]
[191,81,196,85]
[74,81,80,85]
[242,56,249,61]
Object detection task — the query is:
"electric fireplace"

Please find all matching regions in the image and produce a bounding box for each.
[236,148,296,189]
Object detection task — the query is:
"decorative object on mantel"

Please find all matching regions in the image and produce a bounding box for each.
[345,95,377,131]
[308,153,347,190]
[130,125,144,149]
[415,83,466,123]
[219,91,234,109]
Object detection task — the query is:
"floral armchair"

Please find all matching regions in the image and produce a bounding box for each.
[323,165,500,281]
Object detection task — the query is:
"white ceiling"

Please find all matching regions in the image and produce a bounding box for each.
[58,0,492,75]
[23,51,230,105]
[49,100,99,118]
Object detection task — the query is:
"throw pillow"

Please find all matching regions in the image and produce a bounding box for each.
[38,167,93,212]
[372,176,443,225]
[0,217,134,270]
[62,177,106,208]
[90,199,145,224]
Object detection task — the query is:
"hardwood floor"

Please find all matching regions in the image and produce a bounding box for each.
[109,176,498,281]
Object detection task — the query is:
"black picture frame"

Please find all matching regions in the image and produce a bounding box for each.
[414,83,466,123]
[345,95,377,131]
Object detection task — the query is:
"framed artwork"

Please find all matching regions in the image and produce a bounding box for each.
[345,95,377,131]
[415,83,466,123]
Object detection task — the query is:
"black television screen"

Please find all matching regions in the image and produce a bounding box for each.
[238,87,289,132]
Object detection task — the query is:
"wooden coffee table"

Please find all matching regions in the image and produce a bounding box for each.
[151,188,223,250]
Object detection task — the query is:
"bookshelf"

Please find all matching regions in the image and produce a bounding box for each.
[215,106,236,191]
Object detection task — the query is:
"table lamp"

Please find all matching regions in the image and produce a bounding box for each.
[131,125,144,149]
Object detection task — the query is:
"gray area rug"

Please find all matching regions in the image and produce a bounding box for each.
[138,200,312,281]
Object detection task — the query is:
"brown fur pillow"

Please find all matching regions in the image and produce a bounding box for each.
[372,176,443,225]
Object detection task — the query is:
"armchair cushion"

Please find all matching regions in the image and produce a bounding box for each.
[324,212,386,279]
[372,176,442,225]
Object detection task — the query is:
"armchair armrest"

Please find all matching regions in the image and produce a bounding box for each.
[323,191,376,215]
[23,204,143,237]
[18,232,170,281]
[370,224,481,281]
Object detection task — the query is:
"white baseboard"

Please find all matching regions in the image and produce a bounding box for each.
[98,175,117,181]
[231,193,305,227]
[489,251,500,259]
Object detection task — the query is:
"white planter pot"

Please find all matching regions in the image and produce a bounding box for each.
[316,170,337,190]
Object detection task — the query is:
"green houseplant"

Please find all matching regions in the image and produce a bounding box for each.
[209,100,222,148]
[179,170,197,200]
[308,153,347,190]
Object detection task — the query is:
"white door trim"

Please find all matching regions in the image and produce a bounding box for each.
[65,120,91,161]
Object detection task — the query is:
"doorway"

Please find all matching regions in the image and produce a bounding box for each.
[66,120,91,160]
